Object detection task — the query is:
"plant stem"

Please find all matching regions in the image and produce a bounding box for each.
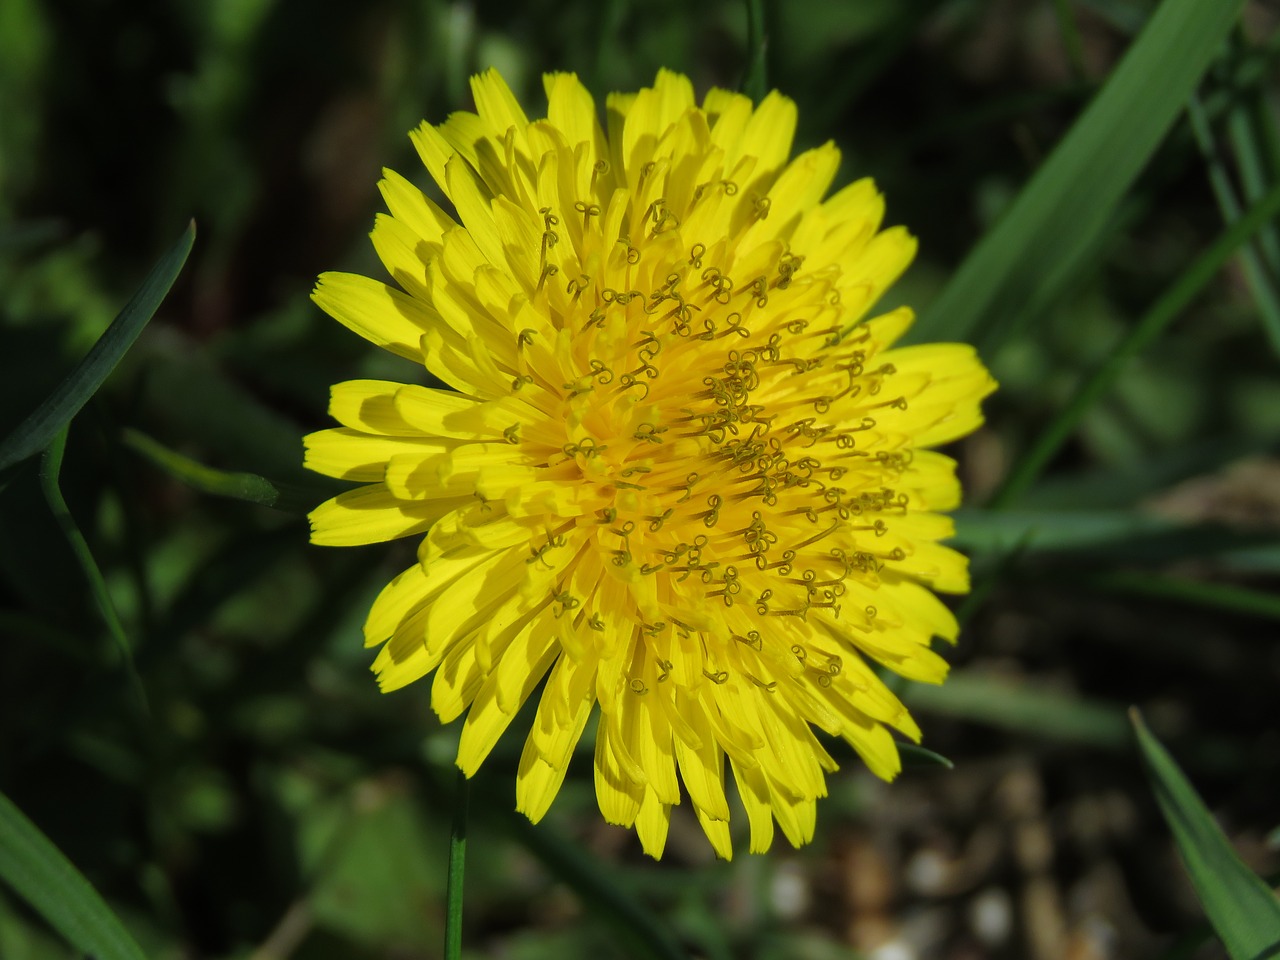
[444,767,469,960]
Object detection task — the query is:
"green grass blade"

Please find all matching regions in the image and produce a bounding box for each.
[951,507,1178,554]
[991,177,1280,507]
[905,672,1131,749]
[909,677,1246,773]
[1131,710,1280,960]
[40,427,148,713]
[898,743,954,770]
[1230,101,1280,276]
[0,789,148,960]
[740,0,767,102]
[1189,94,1280,355]
[1050,0,1088,82]
[1226,27,1280,278]
[911,0,1247,348]
[1084,569,1280,623]
[0,220,195,475]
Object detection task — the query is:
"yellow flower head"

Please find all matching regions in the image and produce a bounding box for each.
[305,69,996,858]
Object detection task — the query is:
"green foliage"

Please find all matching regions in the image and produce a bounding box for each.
[0,222,194,476]
[912,0,1247,350]
[0,790,147,960]
[2,1,1279,958]
[1133,712,1280,960]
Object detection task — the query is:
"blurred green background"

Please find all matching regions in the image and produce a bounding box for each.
[2,1,1279,958]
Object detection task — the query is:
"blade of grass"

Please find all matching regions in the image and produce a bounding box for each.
[904,672,1131,749]
[40,427,148,713]
[1188,94,1280,354]
[1131,710,1280,960]
[991,177,1280,507]
[955,510,1280,569]
[1227,26,1280,277]
[909,676,1247,771]
[1050,0,1088,82]
[0,789,148,960]
[0,220,195,476]
[950,507,1178,554]
[1230,101,1280,276]
[910,0,1247,348]
[899,743,954,770]
[1083,569,1280,623]
[740,0,767,102]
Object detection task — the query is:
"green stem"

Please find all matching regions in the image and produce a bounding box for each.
[444,768,469,960]
[991,175,1280,507]
[39,427,149,715]
[741,0,767,102]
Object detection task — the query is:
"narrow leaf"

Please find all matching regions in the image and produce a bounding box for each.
[40,427,148,713]
[1084,570,1280,624]
[951,508,1179,554]
[991,177,1280,507]
[1132,710,1280,960]
[740,0,767,103]
[0,789,148,960]
[905,673,1131,749]
[0,220,195,474]
[1189,93,1280,356]
[912,0,1247,347]
[898,743,954,770]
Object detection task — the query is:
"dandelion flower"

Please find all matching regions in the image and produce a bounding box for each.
[305,69,996,858]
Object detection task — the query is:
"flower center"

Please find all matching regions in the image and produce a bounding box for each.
[526,220,911,635]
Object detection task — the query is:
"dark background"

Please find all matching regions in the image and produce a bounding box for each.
[1,1,1278,958]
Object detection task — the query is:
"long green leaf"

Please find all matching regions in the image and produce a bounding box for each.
[1132,710,1280,960]
[1189,93,1280,356]
[0,220,196,475]
[905,673,1131,749]
[1084,570,1280,624]
[740,0,767,102]
[950,507,1178,554]
[911,0,1246,347]
[0,790,148,960]
[991,177,1280,507]
[40,427,148,713]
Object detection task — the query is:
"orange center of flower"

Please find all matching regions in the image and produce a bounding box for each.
[517,204,911,668]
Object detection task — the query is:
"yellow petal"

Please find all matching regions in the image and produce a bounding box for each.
[378,167,457,243]
[308,484,457,546]
[516,653,596,821]
[312,272,435,360]
[470,68,529,138]
[303,428,453,481]
[328,379,424,435]
[635,788,674,860]
[457,611,560,774]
